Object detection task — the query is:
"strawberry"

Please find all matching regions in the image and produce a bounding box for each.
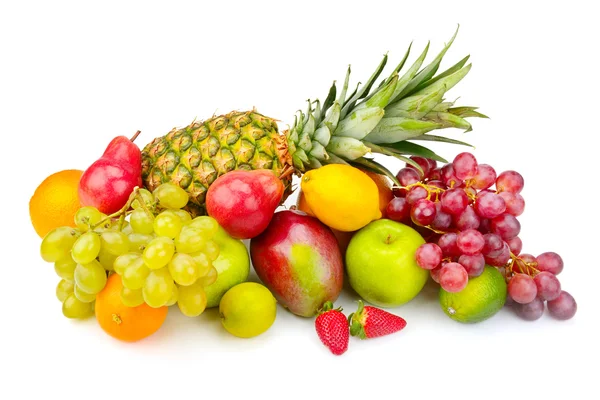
[348,300,407,339]
[315,301,349,356]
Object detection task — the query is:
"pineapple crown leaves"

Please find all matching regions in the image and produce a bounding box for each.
[286,25,488,183]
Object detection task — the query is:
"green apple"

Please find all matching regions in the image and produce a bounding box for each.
[346,219,428,307]
[205,226,250,308]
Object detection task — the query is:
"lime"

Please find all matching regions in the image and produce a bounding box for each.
[439,265,507,323]
[219,282,277,338]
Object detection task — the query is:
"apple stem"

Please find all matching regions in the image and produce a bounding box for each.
[130,130,142,142]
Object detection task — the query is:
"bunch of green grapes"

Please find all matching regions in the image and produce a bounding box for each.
[114,183,219,317]
[40,207,129,319]
[40,182,220,319]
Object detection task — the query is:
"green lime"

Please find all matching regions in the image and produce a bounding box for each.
[439,265,507,323]
[219,282,277,338]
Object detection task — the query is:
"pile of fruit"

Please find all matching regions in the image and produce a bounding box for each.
[29,30,576,355]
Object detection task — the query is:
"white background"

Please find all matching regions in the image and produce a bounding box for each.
[1,1,598,399]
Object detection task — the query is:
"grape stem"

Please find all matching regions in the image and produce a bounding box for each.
[91,187,142,230]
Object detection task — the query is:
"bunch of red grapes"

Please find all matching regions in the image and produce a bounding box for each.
[386,152,577,321]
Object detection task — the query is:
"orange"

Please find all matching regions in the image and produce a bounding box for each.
[361,169,394,217]
[95,274,168,342]
[29,169,83,238]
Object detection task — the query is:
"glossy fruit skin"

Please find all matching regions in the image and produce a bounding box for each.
[95,274,168,342]
[250,210,344,317]
[315,304,349,356]
[79,136,142,214]
[206,169,284,239]
[349,300,407,339]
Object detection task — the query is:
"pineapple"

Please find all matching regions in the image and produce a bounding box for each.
[142,28,486,215]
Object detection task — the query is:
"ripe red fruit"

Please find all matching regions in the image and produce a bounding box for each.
[349,300,407,339]
[79,132,143,214]
[206,169,284,239]
[314,302,349,355]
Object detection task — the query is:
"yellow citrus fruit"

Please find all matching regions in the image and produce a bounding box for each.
[219,282,277,338]
[29,169,83,238]
[300,164,382,232]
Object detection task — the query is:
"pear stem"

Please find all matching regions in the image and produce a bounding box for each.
[130,130,141,142]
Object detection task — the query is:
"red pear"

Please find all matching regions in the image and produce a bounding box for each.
[79,132,143,214]
[206,169,284,239]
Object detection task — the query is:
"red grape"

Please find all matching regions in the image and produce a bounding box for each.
[430,265,442,283]
[512,253,537,274]
[397,167,421,186]
[411,199,437,226]
[406,156,431,178]
[485,242,511,266]
[474,192,506,219]
[441,164,460,188]
[482,233,504,256]
[547,291,577,320]
[431,203,452,230]
[457,229,485,255]
[393,187,408,198]
[514,297,545,321]
[426,180,446,201]
[471,164,497,190]
[491,213,521,240]
[439,262,469,293]
[415,243,443,270]
[441,188,468,215]
[454,206,481,230]
[429,167,442,181]
[406,186,428,205]
[452,152,478,180]
[499,192,525,216]
[459,253,485,277]
[386,197,410,222]
[496,170,524,193]
[506,236,522,256]
[534,271,561,301]
[536,252,564,275]
[438,233,461,257]
[508,274,538,304]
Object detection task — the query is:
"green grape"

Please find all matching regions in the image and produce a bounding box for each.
[122,257,150,290]
[93,214,113,232]
[153,182,189,209]
[188,216,220,237]
[128,233,153,253]
[100,231,130,256]
[153,211,183,239]
[198,266,218,287]
[74,206,104,231]
[74,260,107,294]
[120,286,145,307]
[56,279,75,302]
[142,268,175,308]
[168,253,200,286]
[174,227,206,254]
[190,251,212,278]
[97,247,117,271]
[62,294,94,319]
[166,284,179,306]
[121,223,134,235]
[130,209,154,234]
[113,253,140,275]
[71,231,102,264]
[74,285,96,303]
[202,240,220,261]
[177,282,207,317]
[143,237,175,270]
[132,188,156,210]
[54,255,77,281]
[169,209,192,225]
[40,227,80,262]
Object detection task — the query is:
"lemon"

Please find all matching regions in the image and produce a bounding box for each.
[219,282,277,338]
[439,266,507,323]
[300,164,382,232]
